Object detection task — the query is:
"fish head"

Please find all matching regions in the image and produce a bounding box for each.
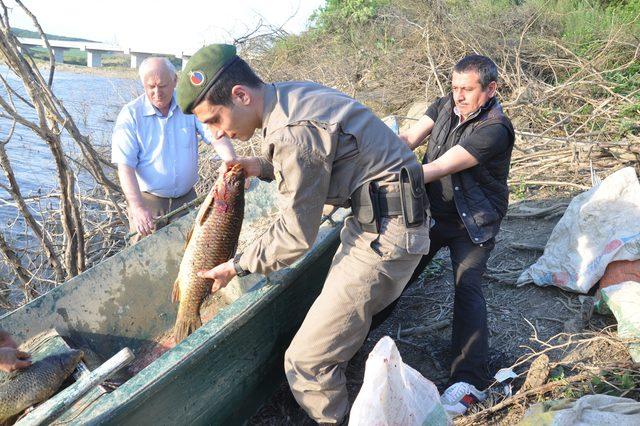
[214,164,245,202]
[55,349,84,375]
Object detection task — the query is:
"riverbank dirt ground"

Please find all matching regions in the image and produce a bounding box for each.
[248,191,626,425]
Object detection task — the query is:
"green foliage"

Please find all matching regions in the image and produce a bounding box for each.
[605,61,640,96]
[591,371,637,396]
[64,50,88,66]
[27,47,88,66]
[511,182,529,200]
[621,103,640,118]
[549,365,566,381]
[423,258,446,280]
[10,27,95,42]
[446,0,526,19]
[546,366,580,399]
[533,0,640,50]
[25,47,131,68]
[311,0,391,32]
[446,0,639,58]
[262,0,636,139]
[610,61,640,134]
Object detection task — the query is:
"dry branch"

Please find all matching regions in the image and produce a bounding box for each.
[0,1,128,303]
[456,372,593,425]
[399,319,449,337]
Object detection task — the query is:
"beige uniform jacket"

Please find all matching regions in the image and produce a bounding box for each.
[237,82,419,275]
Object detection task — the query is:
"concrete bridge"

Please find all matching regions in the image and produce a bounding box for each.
[17,37,195,69]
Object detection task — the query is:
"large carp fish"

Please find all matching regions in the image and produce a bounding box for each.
[0,349,83,422]
[172,165,245,343]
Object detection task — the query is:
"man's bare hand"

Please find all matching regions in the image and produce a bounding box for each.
[130,203,155,236]
[217,156,261,190]
[219,157,262,178]
[0,347,31,372]
[197,259,237,294]
[398,134,410,145]
[0,330,17,349]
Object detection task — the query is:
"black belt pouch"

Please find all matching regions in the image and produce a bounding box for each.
[399,163,428,228]
[352,181,380,233]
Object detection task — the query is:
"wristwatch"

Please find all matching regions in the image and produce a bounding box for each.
[233,254,250,277]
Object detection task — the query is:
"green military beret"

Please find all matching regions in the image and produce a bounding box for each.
[177,44,238,114]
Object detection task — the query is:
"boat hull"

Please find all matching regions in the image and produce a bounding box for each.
[0,199,346,424]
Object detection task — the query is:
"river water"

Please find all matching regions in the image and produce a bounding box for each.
[0,65,278,244]
[0,65,139,227]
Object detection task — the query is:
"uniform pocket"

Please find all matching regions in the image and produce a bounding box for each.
[366,218,399,258]
[370,217,431,258]
[271,157,289,196]
[405,223,430,255]
[275,170,288,194]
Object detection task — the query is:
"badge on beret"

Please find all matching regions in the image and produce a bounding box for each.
[189,71,206,87]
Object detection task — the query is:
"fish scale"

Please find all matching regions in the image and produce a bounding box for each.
[172,165,245,343]
[0,350,83,422]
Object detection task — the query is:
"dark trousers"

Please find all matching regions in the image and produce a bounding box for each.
[373,215,495,390]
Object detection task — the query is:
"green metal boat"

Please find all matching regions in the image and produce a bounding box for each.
[0,189,346,425]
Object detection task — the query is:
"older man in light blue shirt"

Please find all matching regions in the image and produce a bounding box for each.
[112,57,235,241]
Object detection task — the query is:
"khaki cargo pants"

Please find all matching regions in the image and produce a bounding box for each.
[284,215,430,423]
[128,189,196,244]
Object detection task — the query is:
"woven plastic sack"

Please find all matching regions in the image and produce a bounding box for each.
[517,167,640,293]
[519,394,640,426]
[594,260,640,314]
[349,336,450,426]
[600,281,640,362]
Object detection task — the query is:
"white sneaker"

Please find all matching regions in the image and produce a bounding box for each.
[440,382,486,416]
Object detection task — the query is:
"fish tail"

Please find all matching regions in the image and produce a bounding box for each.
[171,278,180,303]
[173,312,202,343]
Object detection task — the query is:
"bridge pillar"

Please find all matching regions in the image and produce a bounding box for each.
[180,57,191,70]
[52,47,66,64]
[86,50,102,67]
[130,53,150,69]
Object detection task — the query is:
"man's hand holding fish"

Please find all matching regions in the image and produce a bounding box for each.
[196,258,236,293]
[0,331,31,372]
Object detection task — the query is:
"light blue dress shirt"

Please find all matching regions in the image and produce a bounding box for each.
[111,93,210,198]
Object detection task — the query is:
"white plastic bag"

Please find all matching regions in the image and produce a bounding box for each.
[349,336,450,426]
[517,167,640,293]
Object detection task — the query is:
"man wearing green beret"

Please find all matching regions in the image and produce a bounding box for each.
[180,44,431,424]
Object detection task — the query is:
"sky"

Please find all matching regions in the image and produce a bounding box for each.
[6,0,325,53]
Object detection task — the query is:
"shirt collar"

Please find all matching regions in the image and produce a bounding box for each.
[452,96,496,123]
[143,93,178,117]
[261,84,277,138]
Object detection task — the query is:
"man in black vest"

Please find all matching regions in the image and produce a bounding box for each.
[399,55,515,416]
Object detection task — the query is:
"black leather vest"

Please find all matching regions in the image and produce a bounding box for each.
[424,94,514,243]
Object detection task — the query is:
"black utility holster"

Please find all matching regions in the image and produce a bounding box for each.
[352,181,381,233]
[352,162,430,233]
[399,162,430,228]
